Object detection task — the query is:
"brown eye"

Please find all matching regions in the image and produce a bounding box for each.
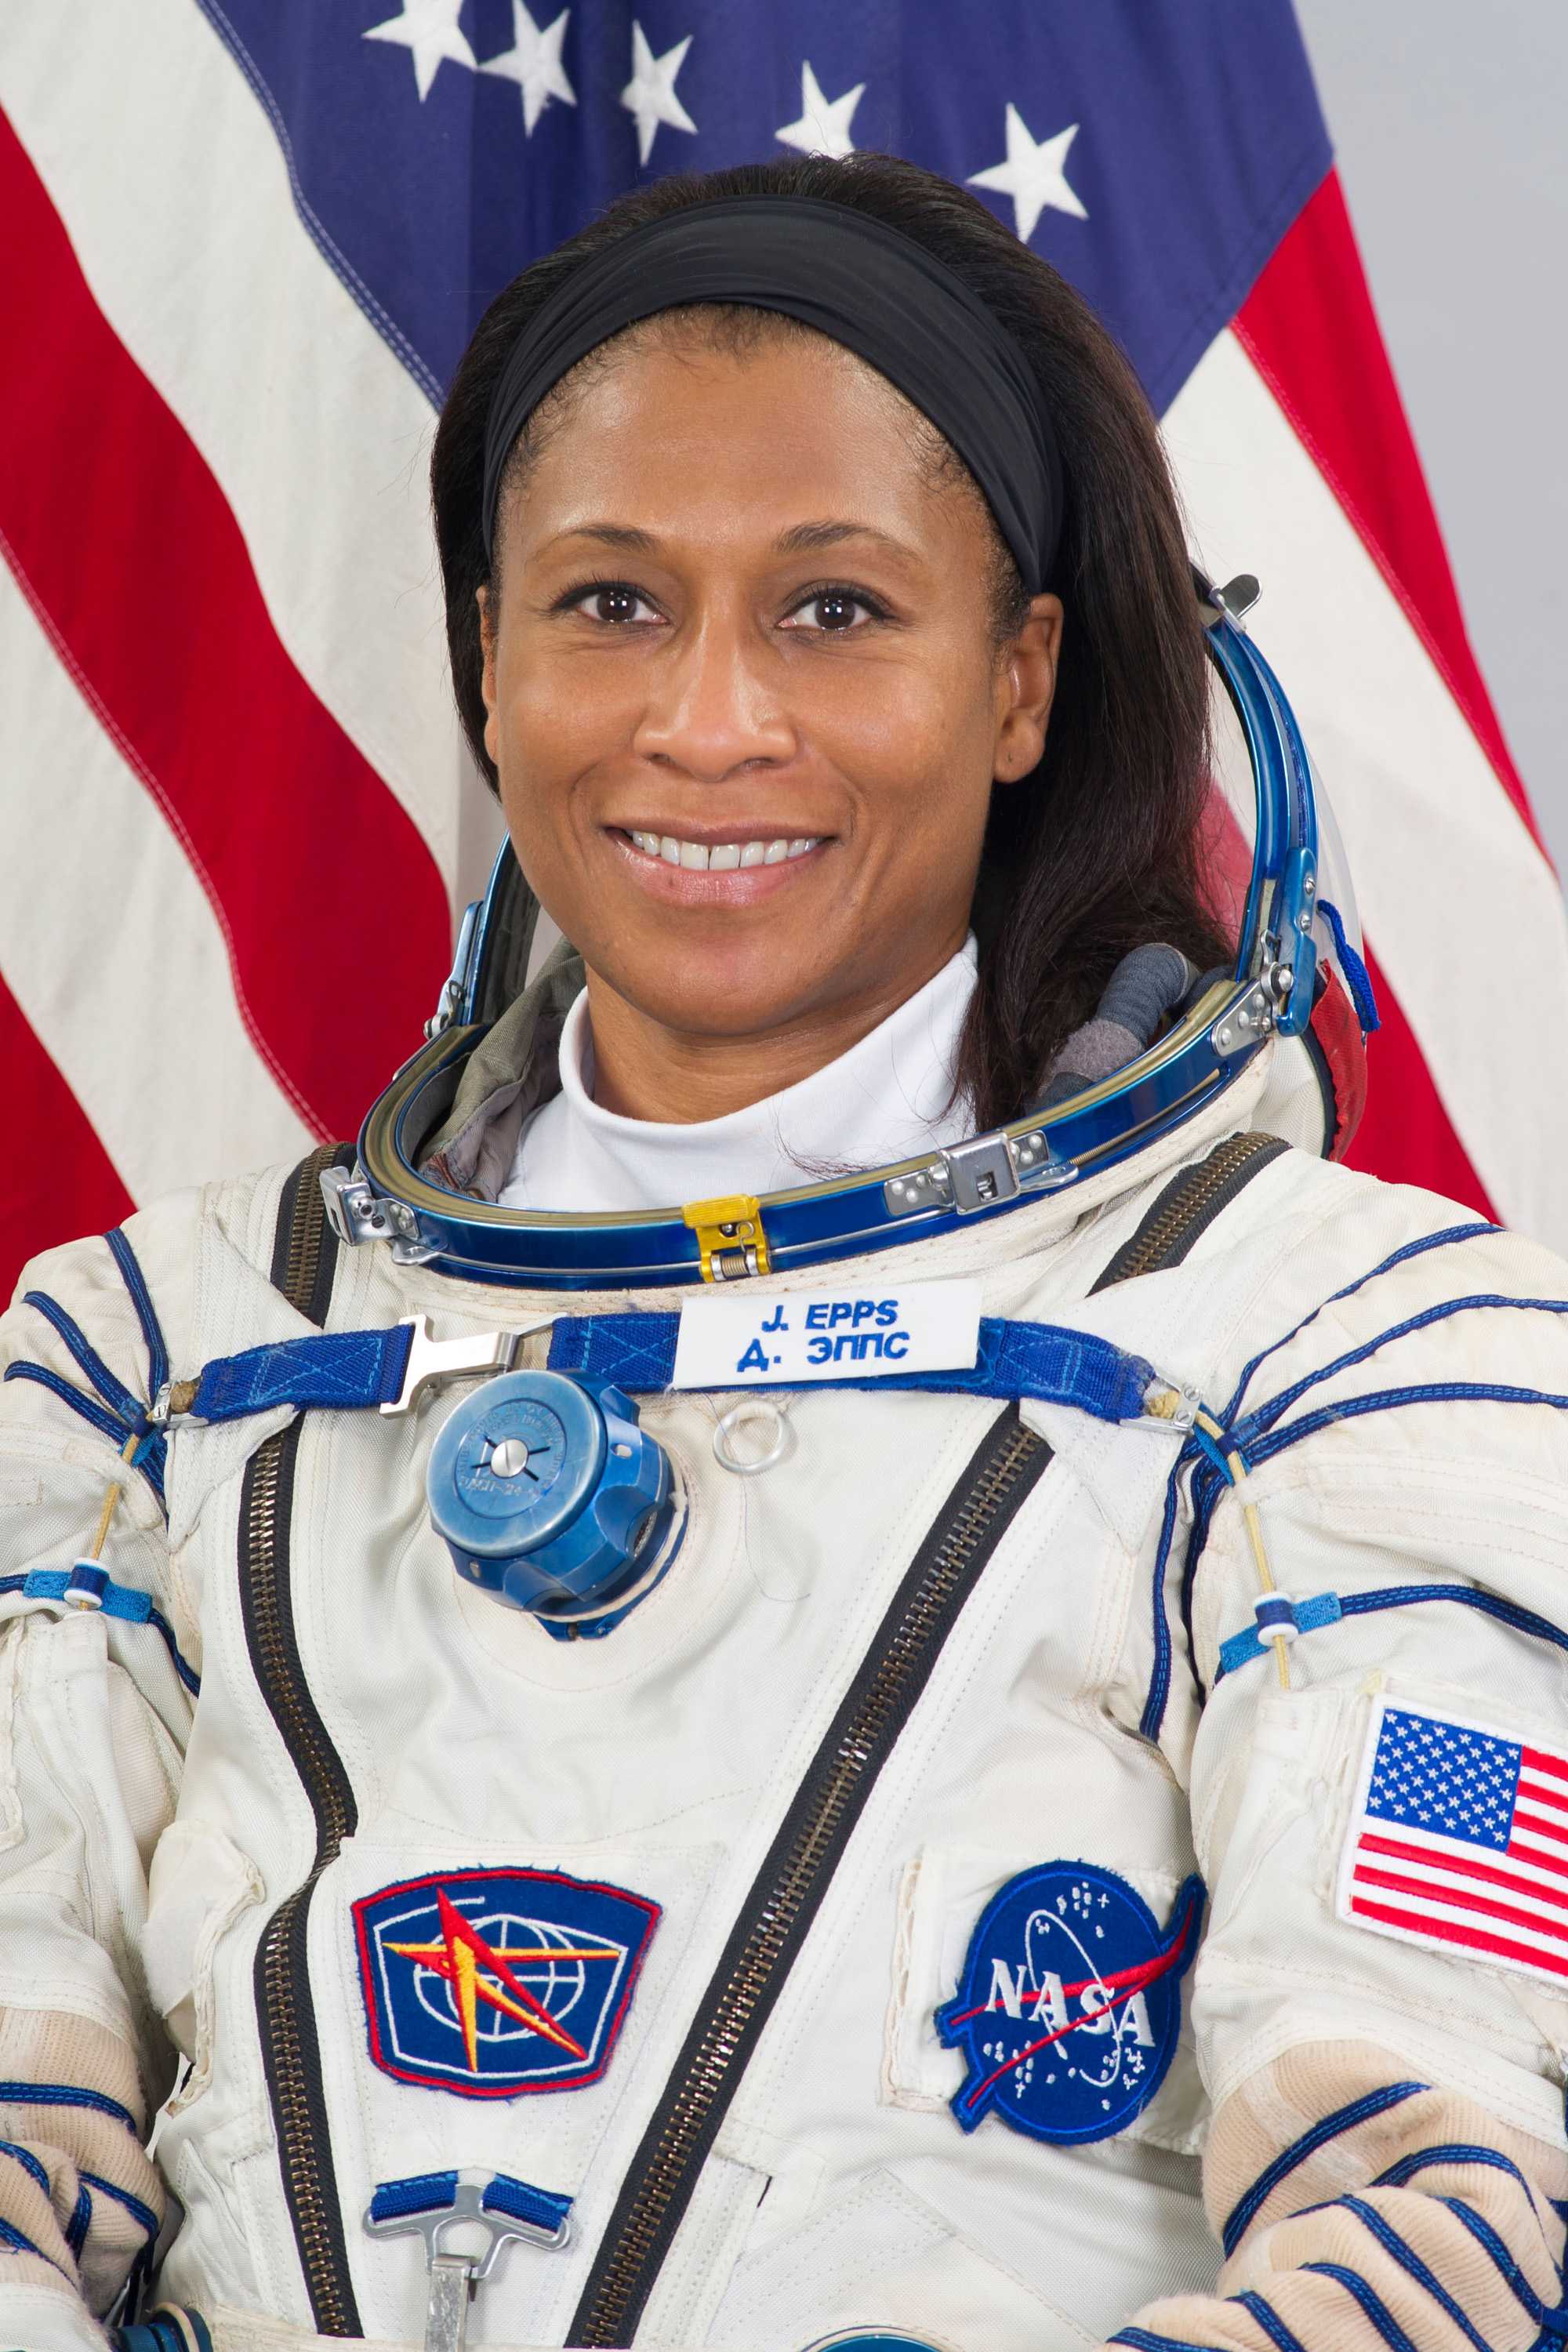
[812,593,859,630]
[593,586,642,623]
[782,586,886,633]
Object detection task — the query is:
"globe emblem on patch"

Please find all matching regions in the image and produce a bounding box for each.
[935,1862,1203,2144]
[411,1910,599,2044]
[354,1866,661,2098]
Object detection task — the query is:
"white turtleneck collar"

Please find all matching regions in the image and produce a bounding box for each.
[499,939,978,1216]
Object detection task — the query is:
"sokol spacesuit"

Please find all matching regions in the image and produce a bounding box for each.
[3,163,1567,2352]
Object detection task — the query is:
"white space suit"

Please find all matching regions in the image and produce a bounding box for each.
[3,1025,1568,2352]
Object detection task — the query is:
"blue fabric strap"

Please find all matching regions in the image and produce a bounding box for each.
[368,2169,459,2221]
[1217,1592,1344,1677]
[17,1567,153,1624]
[368,2169,572,2235]
[551,1311,1156,1419]
[180,1312,1158,1425]
[190,1324,414,1422]
[1319,898,1381,1033]
[481,2174,573,2234]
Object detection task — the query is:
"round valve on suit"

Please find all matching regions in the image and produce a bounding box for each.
[426,1370,683,1637]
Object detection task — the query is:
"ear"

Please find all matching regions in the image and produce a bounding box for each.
[993,593,1063,785]
[477,585,500,770]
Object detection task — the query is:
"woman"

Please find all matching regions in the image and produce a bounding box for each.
[2,154,1566,2352]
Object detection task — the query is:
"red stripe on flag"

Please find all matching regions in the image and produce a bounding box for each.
[1505,1835,1568,1884]
[1351,1895,1568,1979]
[1358,1834,1568,1917]
[1339,942,1498,1220]
[0,113,450,1143]
[1353,1861,1568,1947]
[1525,1748,1568,1786]
[1514,1809,1568,1852]
[0,978,132,1301]
[1235,167,1548,864]
[1519,1777,1568,1817]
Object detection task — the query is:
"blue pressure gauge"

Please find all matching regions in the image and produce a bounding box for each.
[426,1371,684,1639]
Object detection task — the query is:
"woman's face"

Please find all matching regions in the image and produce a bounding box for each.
[481,325,1061,1062]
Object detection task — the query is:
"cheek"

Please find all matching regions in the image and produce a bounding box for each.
[824,648,997,830]
[492,659,618,844]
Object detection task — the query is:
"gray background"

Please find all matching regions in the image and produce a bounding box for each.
[1295,0,1567,883]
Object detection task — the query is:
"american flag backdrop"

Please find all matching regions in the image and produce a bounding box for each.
[1339,1702,1568,1986]
[2,1,1565,1302]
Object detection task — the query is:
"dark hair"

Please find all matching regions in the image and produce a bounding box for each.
[432,153,1225,1129]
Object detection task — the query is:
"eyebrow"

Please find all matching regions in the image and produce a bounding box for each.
[544,522,661,554]
[539,518,920,562]
[775,519,919,561]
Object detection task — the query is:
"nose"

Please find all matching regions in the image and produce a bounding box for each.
[630,609,797,782]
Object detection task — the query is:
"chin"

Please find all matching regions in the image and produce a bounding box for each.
[622,958,829,1044]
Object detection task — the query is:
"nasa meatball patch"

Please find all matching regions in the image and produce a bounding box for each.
[354,1867,660,2097]
[935,1862,1203,2143]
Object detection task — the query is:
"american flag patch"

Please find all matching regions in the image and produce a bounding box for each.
[1337,1700,1568,1985]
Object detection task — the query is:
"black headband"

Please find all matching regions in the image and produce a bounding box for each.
[481,196,1062,595]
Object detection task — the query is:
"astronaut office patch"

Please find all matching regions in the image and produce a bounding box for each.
[353,1867,660,2098]
[935,1863,1203,2143]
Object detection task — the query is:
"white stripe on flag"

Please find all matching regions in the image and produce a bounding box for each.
[0,563,312,1201]
[1164,330,1568,1248]
[1349,1889,1568,1979]
[1356,1824,1568,1906]
[1351,1869,1568,1958]
[1354,1845,1568,1931]
[0,0,495,902]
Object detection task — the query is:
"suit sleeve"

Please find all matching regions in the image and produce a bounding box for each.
[0,1229,198,2347]
[1111,1218,1568,2351]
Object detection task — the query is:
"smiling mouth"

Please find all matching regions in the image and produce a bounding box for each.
[619,829,824,873]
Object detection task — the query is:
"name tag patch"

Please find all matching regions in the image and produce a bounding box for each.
[672,1276,982,1388]
[935,1862,1203,2144]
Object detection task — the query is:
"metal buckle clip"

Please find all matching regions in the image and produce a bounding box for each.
[682,1194,770,1282]
[1139,1377,1203,1433]
[381,1315,551,1416]
[884,1127,1076,1220]
[365,2169,569,2352]
[320,1167,444,1265]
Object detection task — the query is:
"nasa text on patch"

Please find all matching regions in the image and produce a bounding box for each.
[935,1862,1203,2144]
[354,1866,659,2098]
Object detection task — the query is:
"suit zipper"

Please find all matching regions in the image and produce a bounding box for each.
[241,1144,363,2337]
[568,1409,1052,2346]
[233,1127,1281,2340]
[1089,1130,1287,1292]
[569,1128,1289,2345]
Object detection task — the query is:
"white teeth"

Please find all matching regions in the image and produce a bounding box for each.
[628,830,821,868]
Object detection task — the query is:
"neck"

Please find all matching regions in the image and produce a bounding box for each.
[583,947,967,1124]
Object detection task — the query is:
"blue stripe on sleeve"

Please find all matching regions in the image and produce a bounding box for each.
[0,2082,136,2131]
[64,2184,90,2259]
[1229,2291,1307,2352]
[79,2169,158,2239]
[1221,2082,1428,2256]
[1300,2262,1420,2351]
[1339,2194,1493,2352]
[103,1229,170,1399]
[0,2140,51,2201]
[1441,2198,1559,2325]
